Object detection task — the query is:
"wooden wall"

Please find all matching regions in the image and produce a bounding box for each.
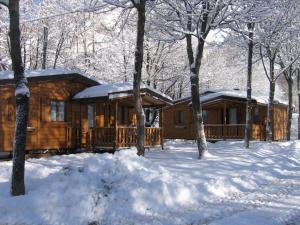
[273,105,288,140]
[163,99,288,141]
[163,101,195,140]
[0,79,92,152]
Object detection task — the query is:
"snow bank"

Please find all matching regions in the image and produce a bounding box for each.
[0,150,196,225]
[1,141,300,225]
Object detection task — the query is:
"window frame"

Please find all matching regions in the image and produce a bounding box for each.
[88,104,95,128]
[50,100,65,122]
[203,110,208,124]
[228,107,237,124]
[177,110,185,126]
[253,106,260,123]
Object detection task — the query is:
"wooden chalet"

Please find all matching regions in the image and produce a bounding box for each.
[163,89,288,141]
[72,82,172,149]
[0,69,172,153]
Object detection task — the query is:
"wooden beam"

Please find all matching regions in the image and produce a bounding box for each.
[223,102,227,139]
[114,100,118,148]
[160,109,164,150]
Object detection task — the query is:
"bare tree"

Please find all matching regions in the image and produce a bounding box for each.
[131,0,147,156]
[258,0,299,141]
[156,0,246,158]
[244,22,255,148]
[1,0,30,196]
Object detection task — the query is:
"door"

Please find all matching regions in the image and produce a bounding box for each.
[81,104,95,148]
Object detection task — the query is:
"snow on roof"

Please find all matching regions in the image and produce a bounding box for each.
[0,68,101,84]
[73,82,173,102]
[201,89,269,104]
[180,88,287,105]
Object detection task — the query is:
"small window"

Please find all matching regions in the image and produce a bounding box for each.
[177,111,184,125]
[50,101,65,122]
[253,107,260,122]
[203,110,208,124]
[228,108,237,124]
[119,106,126,124]
[88,104,94,128]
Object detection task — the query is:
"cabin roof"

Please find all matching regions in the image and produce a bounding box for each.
[73,82,173,104]
[0,68,101,86]
[175,89,287,106]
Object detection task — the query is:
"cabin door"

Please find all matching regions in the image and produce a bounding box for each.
[81,104,95,148]
[26,95,39,150]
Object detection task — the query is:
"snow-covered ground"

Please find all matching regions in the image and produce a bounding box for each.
[1,140,300,225]
[292,113,299,140]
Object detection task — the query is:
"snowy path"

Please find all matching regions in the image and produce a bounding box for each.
[146,141,300,225]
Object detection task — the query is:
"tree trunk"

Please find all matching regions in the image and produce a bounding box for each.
[133,1,146,156]
[42,26,48,69]
[297,69,300,140]
[266,58,275,142]
[244,23,254,148]
[190,39,208,159]
[286,67,293,141]
[34,37,39,69]
[8,0,30,196]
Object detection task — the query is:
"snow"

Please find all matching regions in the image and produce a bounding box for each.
[292,113,299,140]
[15,82,30,97]
[183,88,287,105]
[0,68,101,84]
[73,81,173,101]
[1,140,300,225]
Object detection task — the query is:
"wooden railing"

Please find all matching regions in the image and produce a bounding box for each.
[204,124,266,140]
[94,127,116,147]
[145,128,162,147]
[71,127,163,149]
[116,127,136,147]
[204,124,246,140]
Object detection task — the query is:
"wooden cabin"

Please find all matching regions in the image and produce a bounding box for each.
[0,69,172,153]
[163,89,288,141]
[72,82,172,149]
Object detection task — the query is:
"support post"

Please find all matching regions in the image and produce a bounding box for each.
[114,101,118,149]
[223,102,227,139]
[159,108,164,150]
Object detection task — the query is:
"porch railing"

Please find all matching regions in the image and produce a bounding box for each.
[204,124,266,140]
[204,124,246,140]
[70,127,163,149]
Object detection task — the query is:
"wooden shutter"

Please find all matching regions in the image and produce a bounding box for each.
[41,97,51,122]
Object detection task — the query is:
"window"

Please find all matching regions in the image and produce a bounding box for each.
[253,107,260,122]
[88,104,94,128]
[203,110,208,124]
[228,108,237,124]
[119,106,126,124]
[50,101,65,122]
[177,111,184,125]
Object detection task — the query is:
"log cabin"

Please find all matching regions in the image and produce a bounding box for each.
[163,89,288,141]
[0,69,172,154]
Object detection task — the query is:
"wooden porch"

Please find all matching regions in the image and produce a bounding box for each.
[67,127,163,149]
[204,124,265,140]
